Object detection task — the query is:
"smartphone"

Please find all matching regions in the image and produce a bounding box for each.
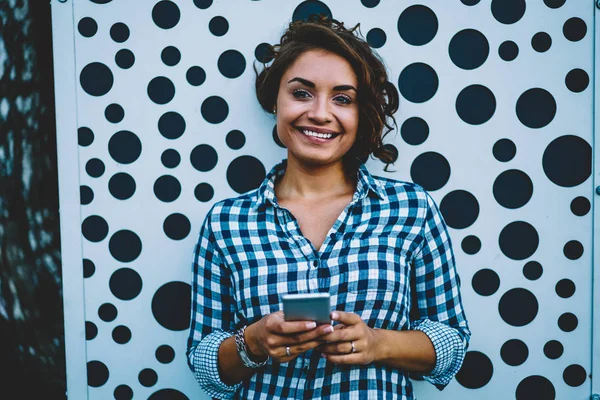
[282,293,331,325]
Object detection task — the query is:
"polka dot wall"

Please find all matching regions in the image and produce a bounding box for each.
[63,0,594,399]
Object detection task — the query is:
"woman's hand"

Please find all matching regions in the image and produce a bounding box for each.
[318,311,381,365]
[246,311,334,364]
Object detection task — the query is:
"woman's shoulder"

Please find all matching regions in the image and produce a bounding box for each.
[204,189,261,220]
[370,173,430,201]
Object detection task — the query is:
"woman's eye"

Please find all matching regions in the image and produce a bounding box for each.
[335,95,352,105]
[292,89,310,98]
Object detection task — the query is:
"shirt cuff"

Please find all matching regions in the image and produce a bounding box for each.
[412,319,465,390]
[191,330,241,399]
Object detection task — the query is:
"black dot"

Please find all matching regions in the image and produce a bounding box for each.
[194,0,213,9]
[190,144,218,172]
[83,259,96,278]
[543,135,591,187]
[82,215,109,242]
[112,325,132,344]
[218,50,246,79]
[455,351,493,389]
[195,183,215,202]
[227,156,266,194]
[410,152,450,191]
[85,321,98,340]
[273,125,286,148]
[80,185,94,205]
[555,279,575,299]
[491,0,526,25]
[115,49,135,69]
[461,0,480,4]
[531,32,551,52]
[161,149,180,168]
[558,312,578,332]
[493,170,533,209]
[570,196,590,216]
[500,339,528,366]
[114,385,133,400]
[499,221,539,260]
[152,1,180,30]
[109,173,136,200]
[78,127,94,146]
[493,138,516,162]
[472,269,499,296]
[108,131,141,164]
[163,213,191,240]
[78,17,98,38]
[563,17,587,42]
[147,77,175,105]
[255,43,275,64]
[226,129,245,150]
[449,29,489,70]
[461,235,481,255]
[367,28,386,48]
[498,40,518,61]
[499,288,538,326]
[201,96,228,124]
[109,230,142,263]
[563,240,583,260]
[105,103,124,123]
[516,376,555,400]
[209,16,229,36]
[86,158,105,178]
[292,1,332,22]
[187,66,206,86]
[156,345,175,364]
[161,46,181,66]
[110,22,130,43]
[383,144,398,163]
[80,62,113,97]
[565,68,589,93]
[98,303,117,322]
[516,88,556,129]
[361,0,379,7]
[154,175,181,202]
[397,5,438,46]
[439,190,479,229]
[401,117,429,145]
[87,360,109,387]
[110,268,143,300]
[523,261,542,280]
[544,0,565,8]
[456,84,496,125]
[398,62,438,103]
[563,365,586,387]
[147,389,188,400]
[158,112,186,139]
[151,281,191,331]
[543,340,563,359]
[139,368,158,387]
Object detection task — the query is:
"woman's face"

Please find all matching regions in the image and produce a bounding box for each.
[275,49,359,168]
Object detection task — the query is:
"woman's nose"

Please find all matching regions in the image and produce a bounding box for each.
[308,98,332,123]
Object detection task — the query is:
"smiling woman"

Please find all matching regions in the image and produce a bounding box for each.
[187,14,470,400]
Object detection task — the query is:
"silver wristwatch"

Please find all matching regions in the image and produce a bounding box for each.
[234,325,269,368]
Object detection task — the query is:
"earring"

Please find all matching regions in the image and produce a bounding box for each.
[273,107,277,114]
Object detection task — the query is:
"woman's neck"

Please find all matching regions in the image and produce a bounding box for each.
[275,157,356,202]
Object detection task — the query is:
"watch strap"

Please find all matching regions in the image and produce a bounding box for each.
[235,325,269,369]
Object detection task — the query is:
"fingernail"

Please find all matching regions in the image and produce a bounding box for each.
[321,354,327,358]
[306,322,317,329]
[324,325,333,333]
[331,312,339,319]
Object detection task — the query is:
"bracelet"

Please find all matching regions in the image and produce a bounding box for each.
[234,325,269,369]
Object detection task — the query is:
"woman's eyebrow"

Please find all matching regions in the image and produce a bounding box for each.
[287,77,357,92]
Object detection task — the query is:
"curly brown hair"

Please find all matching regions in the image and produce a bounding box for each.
[254,14,400,177]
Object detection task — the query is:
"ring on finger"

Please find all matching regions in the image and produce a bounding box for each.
[286,346,291,357]
[350,341,356,354]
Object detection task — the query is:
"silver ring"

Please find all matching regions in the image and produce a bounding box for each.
[350,341,356,354]
[286,346,291,357]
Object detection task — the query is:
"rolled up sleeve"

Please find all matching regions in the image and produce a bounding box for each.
[186,205,241,399]
[409,188,471,390]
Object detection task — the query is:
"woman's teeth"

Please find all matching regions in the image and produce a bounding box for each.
[300,129,335,139]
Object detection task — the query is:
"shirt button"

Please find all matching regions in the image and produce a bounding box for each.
[313,260,319,268]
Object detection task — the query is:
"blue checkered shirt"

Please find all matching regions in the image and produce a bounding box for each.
[187,159,470,399]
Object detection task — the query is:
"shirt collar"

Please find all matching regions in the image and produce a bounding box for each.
[252,159,386,210]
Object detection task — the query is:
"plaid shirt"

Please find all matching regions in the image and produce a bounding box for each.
[187,159,470,399]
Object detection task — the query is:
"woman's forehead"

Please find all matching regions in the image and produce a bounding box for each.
[283,49,358,86]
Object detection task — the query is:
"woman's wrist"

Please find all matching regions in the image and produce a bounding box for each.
[244,323,268,362]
